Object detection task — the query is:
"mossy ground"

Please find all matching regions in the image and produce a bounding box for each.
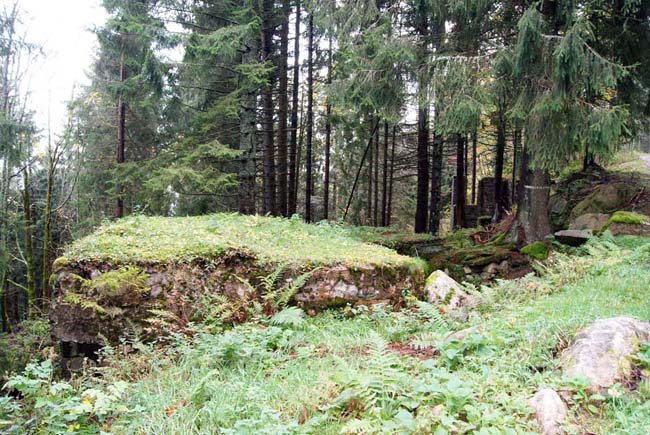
[63,214,423,271]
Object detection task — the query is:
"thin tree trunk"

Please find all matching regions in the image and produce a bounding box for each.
[454,133,467,229]
[323,35,332,220]
[366,117,373,224]
[493,110,506,222]
[304,14,314,222]
[381,122,388,226]
[288,0,301,216]
[261,0,276,215]
[511,125,520,205]
[116,45,126,219]
[428,134,443,234]
[41,151,55,309]
[415,106,429,233]
[343,120,381,221]
[277,0,290,216]
[471,130,477,204]
[295,91,306,206]
[387,125,396,227]
[414,11,429,233]
[238,41,258,215]
[22,166,35,317]
[373,118,379,226]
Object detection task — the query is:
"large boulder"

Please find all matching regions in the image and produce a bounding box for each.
[568,213,610,232]
[561,317,650,391]
[569,182,637,220]
[425,270,474,312]
[603,211,650,237]
[528,389,568,435]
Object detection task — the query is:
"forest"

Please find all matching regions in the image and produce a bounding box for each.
[1,0,650,434]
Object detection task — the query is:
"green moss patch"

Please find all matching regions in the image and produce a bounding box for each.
[520,241,550,260]
[63,214,422,270]
[604,211,650,229]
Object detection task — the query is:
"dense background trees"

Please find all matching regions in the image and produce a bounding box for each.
[0,0,649,329]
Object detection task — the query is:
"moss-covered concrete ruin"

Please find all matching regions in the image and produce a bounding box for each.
[50,214,426,346]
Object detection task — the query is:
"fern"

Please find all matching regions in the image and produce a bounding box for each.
[413,301,449,332]
[270,307,306,329]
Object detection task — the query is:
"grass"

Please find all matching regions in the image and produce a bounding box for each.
[7,235,646,434]
[62,213,424,270]
[109,236,649,434]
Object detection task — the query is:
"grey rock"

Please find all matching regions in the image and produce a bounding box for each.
[554,229,592,246]
[561,317,650,391]
[425,270,474,312]
[569,213,610,232]
[529,389,567,435]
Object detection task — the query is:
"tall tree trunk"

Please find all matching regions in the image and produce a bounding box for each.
[511,142,551,243]
[323,36,332,220]
[471,130,477,204]
[516,169,551,243]
[22,166,35,317]
[373,119,379,226]
[304,14,314,222]
[492,110,506,222]
[116,45,126,219]
[454,133,466,229]
[238,41,258,215]
[366,117,374,224]
[387,125,396,227]
[41,151,55,309]
[511,125,520,205]
[343,120,380,221]
[288,0,301,216]
[414,9,429,233]
[415,108,429,232]
[381,121,388,226]
[261,0,276,215]
[428,135,443,234]
[277,0,290,216]
[295,91,306,207]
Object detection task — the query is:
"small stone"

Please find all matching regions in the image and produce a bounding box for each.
[554,229,592,246]
[463,266,472,274]
[529,389,567,435]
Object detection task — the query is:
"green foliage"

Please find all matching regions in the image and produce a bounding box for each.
[0,319,51,379]
[520,241,550,260]
[1,360,141,434]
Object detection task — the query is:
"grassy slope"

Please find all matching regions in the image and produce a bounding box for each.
[63,214,422,269]
[103,236,649,434]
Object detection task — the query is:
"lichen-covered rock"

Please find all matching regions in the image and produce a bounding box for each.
[528,389,567,435]
[568,213,610,232]
[425,270,474,311]
[569,182,637,220]
[561,317,650,391]
[603,211,650,236]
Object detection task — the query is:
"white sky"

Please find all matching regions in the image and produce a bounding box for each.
[9,0,107,143]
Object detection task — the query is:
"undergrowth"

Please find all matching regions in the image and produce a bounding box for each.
[3,235,650,434]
